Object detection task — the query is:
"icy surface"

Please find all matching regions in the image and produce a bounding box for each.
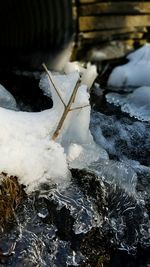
[106,86,150,122]
[2,170,149,266]
[0,84,17,110]
[41,184,101,234]
[90,111,150,167]
[108,44,150,87]
[89,160,137,194]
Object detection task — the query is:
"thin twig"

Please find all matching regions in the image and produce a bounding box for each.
[52,80,81,141]
[42,63,66,108]
[69,104,90,111]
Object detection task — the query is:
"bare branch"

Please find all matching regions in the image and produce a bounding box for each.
[42,63,66,108]
[52,80,81,141]
[69,104,90,111]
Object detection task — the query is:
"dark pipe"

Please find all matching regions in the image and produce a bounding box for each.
[0,0,74,70]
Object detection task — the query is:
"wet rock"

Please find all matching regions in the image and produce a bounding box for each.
[0,168,149,267]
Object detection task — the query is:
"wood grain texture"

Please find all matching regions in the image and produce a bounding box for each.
[80,30,144,43]
[79,15,150,31]
[79,2,150,16]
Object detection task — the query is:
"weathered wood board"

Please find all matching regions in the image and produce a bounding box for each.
[79,2,150,15]
[79,0,102,3]
[81,30,144,43]
[73,0,150,61]
[79,15,150,31]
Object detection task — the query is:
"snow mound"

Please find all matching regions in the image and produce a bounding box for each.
[0,70,106,191]
[0,107,69,190]
[108,44,150,88]
[106,86,150,122]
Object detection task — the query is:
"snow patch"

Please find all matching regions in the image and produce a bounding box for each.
[108,44,150,88]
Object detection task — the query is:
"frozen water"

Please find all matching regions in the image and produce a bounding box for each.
[90,111,150,167]
[106,86,150,121]
[106,93,126,107]
[67,142,108,169]
[42,184,101,234]
[108,44,150,88]
[89,159,137,194]
[0,84,17,110]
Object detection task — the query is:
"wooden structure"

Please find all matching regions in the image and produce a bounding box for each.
[73,0,150,60]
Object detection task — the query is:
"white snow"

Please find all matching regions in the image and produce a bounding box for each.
[106,45,150,121]
[80,64,98,91]
[64,62,98,91]
[40,71,108,166]
[63,62,85,75]
[0,69,106,191]
[108,44,150,88]
[0,107,70,191]
[106,86,150,121]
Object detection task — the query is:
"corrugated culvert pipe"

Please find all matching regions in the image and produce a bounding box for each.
[0,0,74,70]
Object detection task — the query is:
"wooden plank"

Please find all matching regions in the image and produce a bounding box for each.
[80,29,145,41]
[79,15,150,31]
[79,0,99,3]
[79,0,150,3]
[81,32,144,44]
[81,27,147,39]
[79,2,150,16]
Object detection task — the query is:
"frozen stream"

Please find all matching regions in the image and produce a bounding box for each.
[0,49,149,267]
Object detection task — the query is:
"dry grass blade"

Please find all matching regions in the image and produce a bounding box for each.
[0,173,25,228]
